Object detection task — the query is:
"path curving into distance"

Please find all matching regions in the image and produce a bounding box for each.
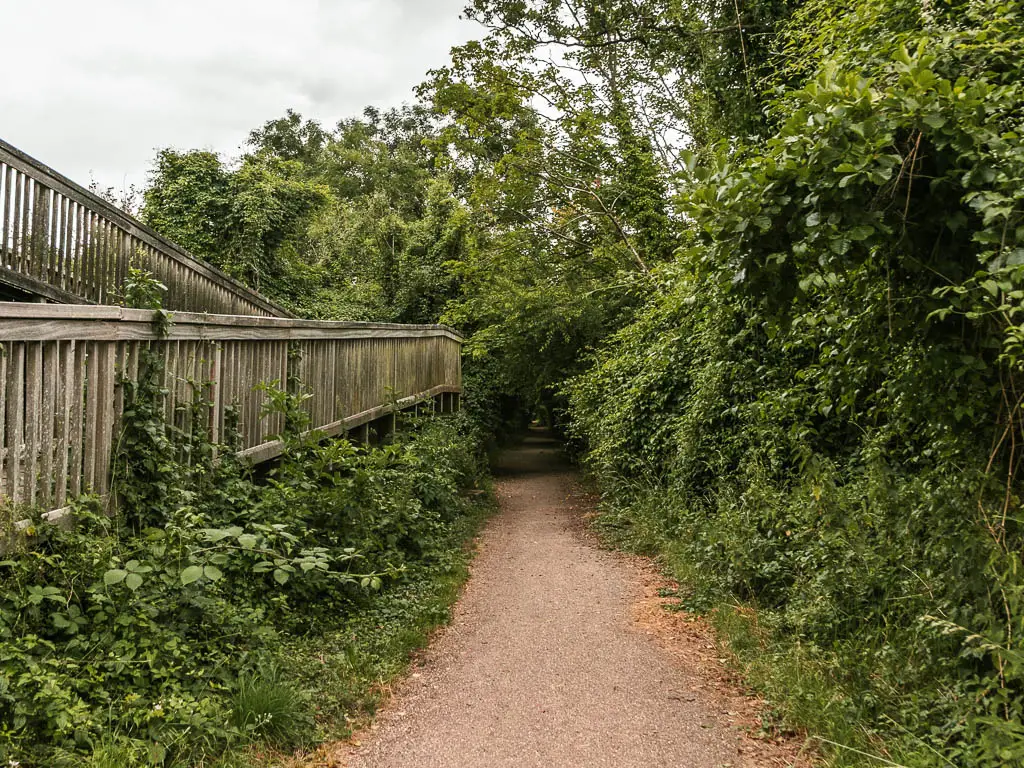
[341,430,804,768]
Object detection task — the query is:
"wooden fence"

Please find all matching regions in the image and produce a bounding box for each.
[0,304,462,530]
[0,138,290,317]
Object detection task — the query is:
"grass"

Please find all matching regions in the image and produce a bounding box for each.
[54,737,256,768]
[709,605,867,764]
[230,667,312,749]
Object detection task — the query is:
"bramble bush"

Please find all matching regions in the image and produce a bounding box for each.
[0,347,487,767]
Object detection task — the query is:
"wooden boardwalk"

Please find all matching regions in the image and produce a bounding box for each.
[0,304,461,522]
[0,138,288,316]
[0,139,463,539]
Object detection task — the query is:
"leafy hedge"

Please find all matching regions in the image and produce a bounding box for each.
[566,2,1024,765]
[0,352,487,767]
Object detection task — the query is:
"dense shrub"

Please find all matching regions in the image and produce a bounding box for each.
[0,355,487,767]
[567,2,1024,764]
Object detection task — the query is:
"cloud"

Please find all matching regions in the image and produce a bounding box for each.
[0,0,476,191]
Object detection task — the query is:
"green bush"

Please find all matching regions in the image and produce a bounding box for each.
[566,2,1024,764]
[0,353,488,767]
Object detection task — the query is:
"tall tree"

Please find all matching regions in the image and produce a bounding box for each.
[142,107,473,323]
[142,149,329,294]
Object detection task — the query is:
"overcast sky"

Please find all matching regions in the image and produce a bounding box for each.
[0,0,477,194]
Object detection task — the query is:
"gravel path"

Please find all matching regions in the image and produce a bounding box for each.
[343,431,791,768]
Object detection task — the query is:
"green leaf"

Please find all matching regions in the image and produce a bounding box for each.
[204,565,224,582]
[237,534,258,549]
[125,573,144,591]
[829,238,851,255]
[273,568,290,585]
[104,569,128,586]
[180,565,204,585]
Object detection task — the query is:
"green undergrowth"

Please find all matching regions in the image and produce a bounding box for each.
[588,496,885,766]
[586,467,1008,768]
[280,507,488,741]
[565,3,1024,766]
[0,347,493,767]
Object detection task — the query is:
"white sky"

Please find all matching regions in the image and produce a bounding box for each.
[0,0,477,193]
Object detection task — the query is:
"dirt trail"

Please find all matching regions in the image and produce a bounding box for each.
[340,431,804,768]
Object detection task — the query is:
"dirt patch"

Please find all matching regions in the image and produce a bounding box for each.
[627,560,814,767]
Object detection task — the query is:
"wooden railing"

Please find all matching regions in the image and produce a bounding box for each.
[0,304,462,527]
[0,138,290,317]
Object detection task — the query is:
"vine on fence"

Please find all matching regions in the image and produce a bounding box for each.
[0,292,482,765]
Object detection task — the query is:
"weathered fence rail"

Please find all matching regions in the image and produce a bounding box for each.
[0,138,290,317]
[0,304,462,528]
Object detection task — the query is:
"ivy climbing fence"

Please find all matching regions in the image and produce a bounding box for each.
[0,304,463,532]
